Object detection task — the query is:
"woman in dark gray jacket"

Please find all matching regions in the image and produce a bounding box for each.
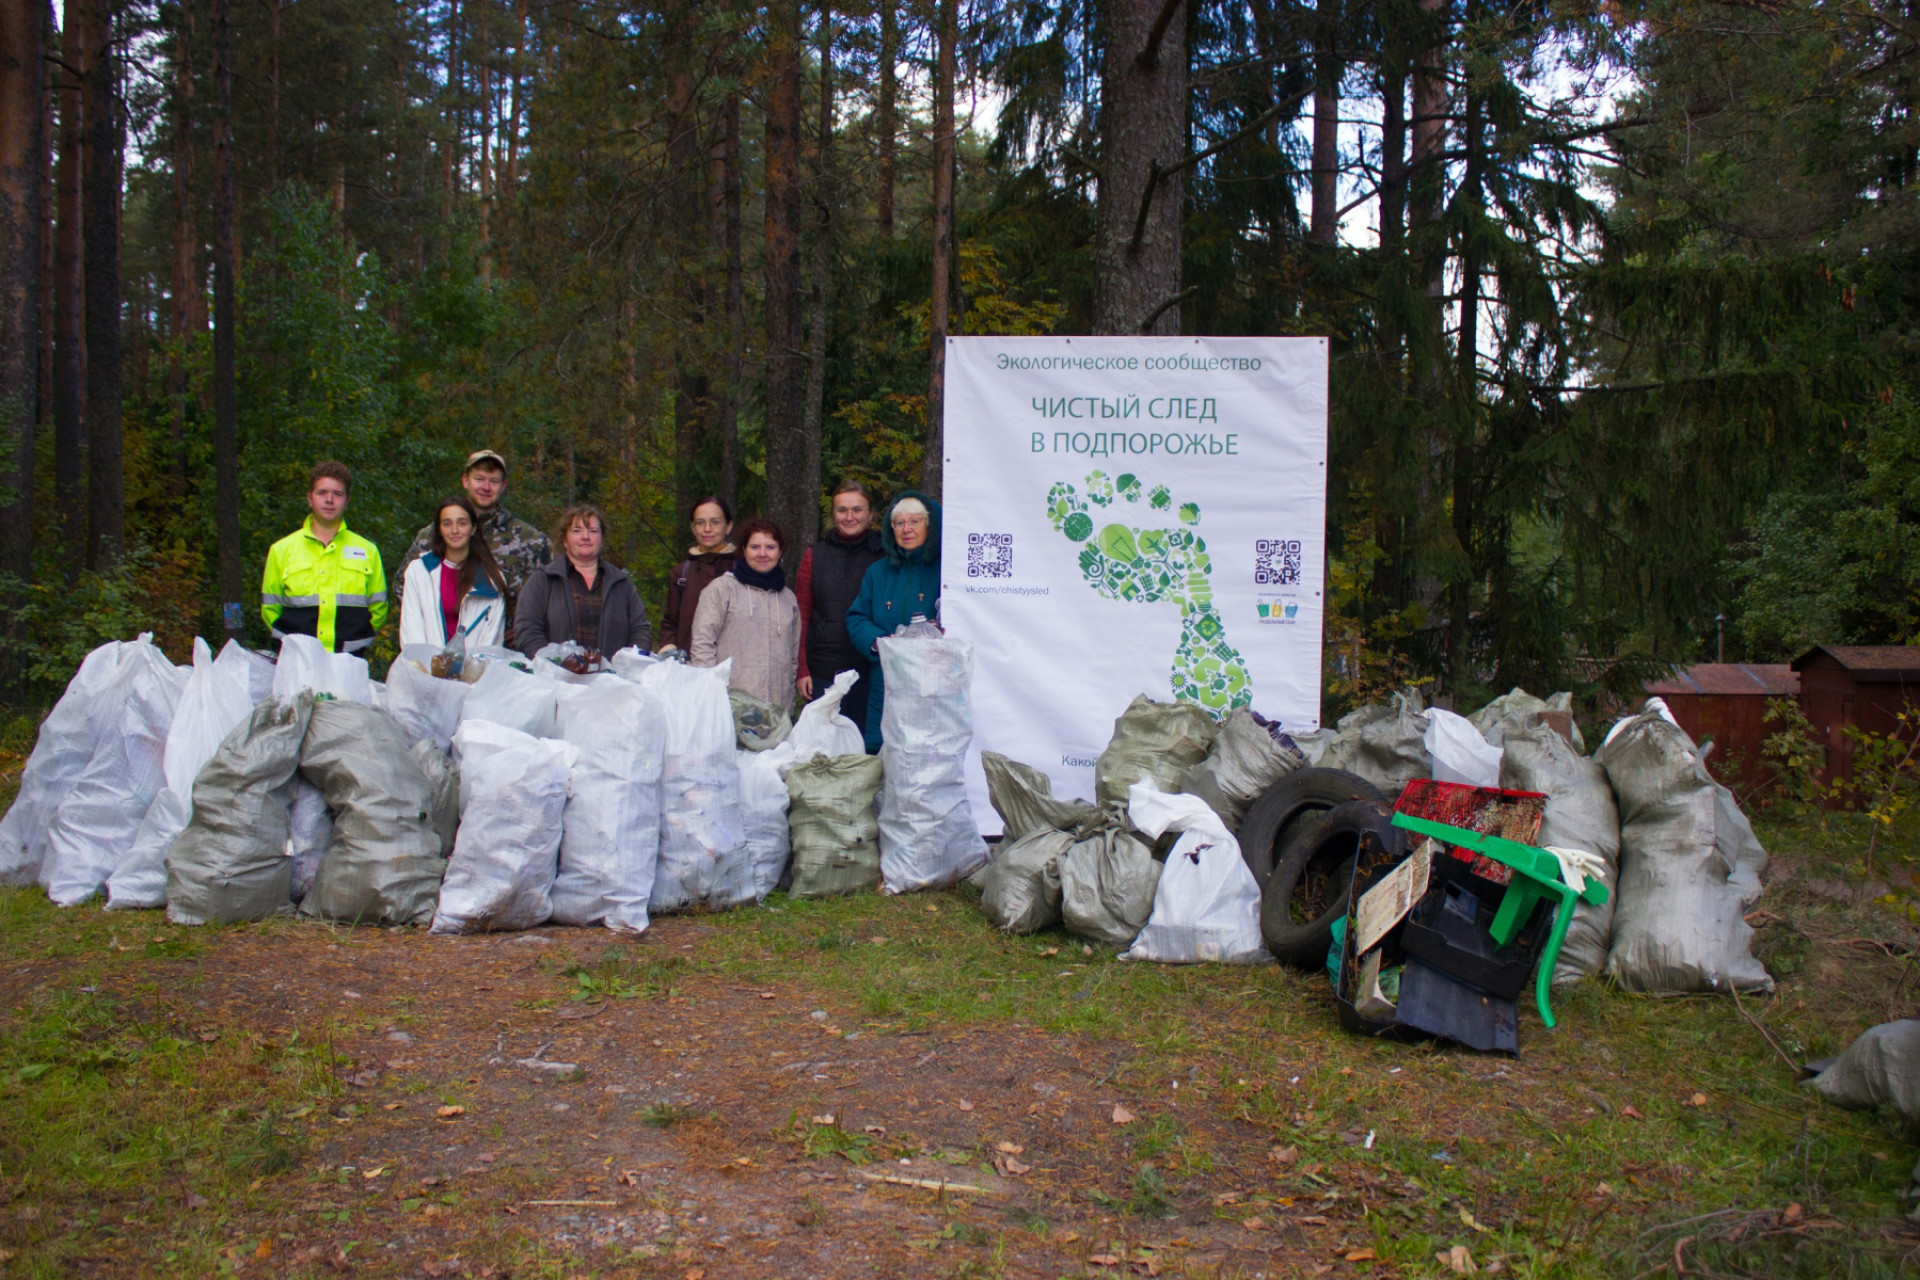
[514,504,652,657]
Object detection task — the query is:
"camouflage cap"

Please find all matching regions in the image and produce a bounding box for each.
[464,449,509,475]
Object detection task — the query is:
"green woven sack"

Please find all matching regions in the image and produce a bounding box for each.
[787,752,884,899]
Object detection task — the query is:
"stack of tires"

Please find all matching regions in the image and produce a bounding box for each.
[1239,768,1408,969]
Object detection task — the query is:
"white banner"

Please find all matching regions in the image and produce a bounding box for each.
[940,336,1328,835]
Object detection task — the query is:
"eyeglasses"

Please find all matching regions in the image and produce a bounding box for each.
[891,515,929,527]
[692,517,727,529]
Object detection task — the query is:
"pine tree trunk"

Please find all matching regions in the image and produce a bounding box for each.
[0,0,44,609]
[924,0,954,498]
[710,93,743,508]
[1446,71,1482,694]
[1410,0,1449,395]
[1308,2,1339,246]
[667,10,709,523]
[875,0,895,238]
[762,0,806,566]
[52,0,82,580]
[799,3,834,545]
[168,0,195,478]
[35,0,52,440]
[1379,62,1405,252]
[80,0,123,570]
[212,0,242,640]
[1093,0,1186,335]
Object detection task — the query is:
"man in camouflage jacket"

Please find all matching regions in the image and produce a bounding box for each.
[393,450,551,645]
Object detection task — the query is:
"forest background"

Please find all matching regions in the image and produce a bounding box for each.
[0,0,1915,714]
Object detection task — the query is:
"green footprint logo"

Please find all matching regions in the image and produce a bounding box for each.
[1046,470,1252,712]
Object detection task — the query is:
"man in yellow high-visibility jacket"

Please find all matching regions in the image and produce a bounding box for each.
[261,460,389,654]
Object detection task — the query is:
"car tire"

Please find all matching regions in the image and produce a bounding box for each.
[1260,798,1407,969]
[1237,767,1385,889]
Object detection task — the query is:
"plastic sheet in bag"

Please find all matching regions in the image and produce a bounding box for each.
[236,645,277,704]
[413,743,460,858]
[1059,811,1161,948]
[272,633,373,704]
[740,743,797,898]
[1808,1020,1920,1122]
[982,752,1097,843]
[42,639,188,905]
[433,722,576,933]
[166,694,314,925]
[609,646,658,683]
[386,656,471,752]
[1123,780,1268,964]
[1093,695,1217,808]
[981,828,1074,933]
[286,779,334,903]
[639,660,753,912]
[551,679,665,933]
[1423,707,1503,789]
[0,639,142,885]
[1597,707,1771,993]
[1180,708,1305,830]
[297,701,445,926]
[731,689,794,752]
[788,670,866,761]
[877,633,988,893]
[787,752,885,899]
[459,657,559,741]
[1498,720,1620,985]
[552,673,629,739]
[107,639,257,909]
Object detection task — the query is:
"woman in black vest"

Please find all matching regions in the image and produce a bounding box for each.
[794,480,886,729]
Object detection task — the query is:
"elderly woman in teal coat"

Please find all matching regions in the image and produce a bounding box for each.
[844,490,942,752]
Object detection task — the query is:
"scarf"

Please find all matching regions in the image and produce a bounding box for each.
[732,561,787,593]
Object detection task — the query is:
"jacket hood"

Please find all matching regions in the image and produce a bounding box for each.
[880,490,942,566]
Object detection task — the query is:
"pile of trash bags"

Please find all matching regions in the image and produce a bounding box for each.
[977,697,1280,965]
[979,682,1775,996]
[0,628,987,935]
[1,629,1780,999]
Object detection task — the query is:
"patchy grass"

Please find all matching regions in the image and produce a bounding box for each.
[0,807,1915,1277]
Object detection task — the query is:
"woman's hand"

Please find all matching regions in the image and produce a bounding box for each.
[796,675,814,701]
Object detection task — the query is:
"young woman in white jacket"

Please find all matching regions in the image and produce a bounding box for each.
[399,495,510,649]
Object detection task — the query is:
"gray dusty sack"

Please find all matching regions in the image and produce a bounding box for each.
[982,751,1096,841]
[1499,720,1620,985]
[1060,812,1161,948]
[166,694,314,926]
[1181,709,1304,830]
[1598,709,1771,994]
[1093,696,1217,808]
[298,700,445,926]
[787,752,885,899]
[979,828,1073,934]
[1808,1020,1920,1123]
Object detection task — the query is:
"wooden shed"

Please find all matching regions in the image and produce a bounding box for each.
[1642,663,1800,797]
[1790,646,1920,794]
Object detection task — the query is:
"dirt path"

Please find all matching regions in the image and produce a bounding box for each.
[6,915,1394,1279]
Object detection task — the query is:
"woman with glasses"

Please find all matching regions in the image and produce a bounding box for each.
[656,496,737,655]
[845,491,943,752]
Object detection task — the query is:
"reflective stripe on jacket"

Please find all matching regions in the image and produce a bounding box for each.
[261,516,389,653]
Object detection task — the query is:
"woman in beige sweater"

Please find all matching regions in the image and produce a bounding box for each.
[689,517,801,712]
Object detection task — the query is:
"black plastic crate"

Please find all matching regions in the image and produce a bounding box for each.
[1398,844,1553,1000]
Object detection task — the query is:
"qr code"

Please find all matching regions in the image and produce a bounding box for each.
[1254,539,1303,586]
[968,532,1013,578]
